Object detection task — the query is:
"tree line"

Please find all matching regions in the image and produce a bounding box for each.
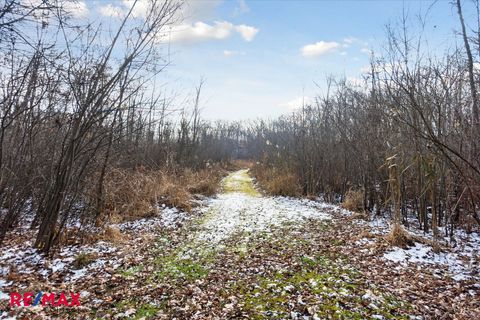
[0,0,243,253]
[244,1,480,239]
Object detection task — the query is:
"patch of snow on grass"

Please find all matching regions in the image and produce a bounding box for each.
[194,170,332,245]
[69,268,88,281]
[114,206,188,232]
[161,207,187,228]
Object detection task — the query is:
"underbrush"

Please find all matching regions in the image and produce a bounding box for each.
[90,165,227,224]
[250,163,302,196]
[341,189,364,212]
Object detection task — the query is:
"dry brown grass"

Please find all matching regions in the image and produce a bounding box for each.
[250,164,302,196]
[73,252,96,269]
[386,223,414,248]
[185,167,225,196]
[359,230,375,239]
[342,189,364,212]
[232,159,255,169]
[102,226,125,244]
[89,165,226,224]
[349,212,370,221]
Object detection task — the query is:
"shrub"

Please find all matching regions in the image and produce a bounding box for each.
[251,164,301,196]
[386,224,414,248]
[186,167,225,196]
[342,189,364,212]
[89,166,226,224]
[102,226,125,244]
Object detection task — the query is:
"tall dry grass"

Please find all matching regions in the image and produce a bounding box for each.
[341,189,364,212]
[250,164,302,196]
[89,165,226,224]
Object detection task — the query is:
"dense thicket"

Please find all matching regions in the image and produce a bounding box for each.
[245,2,480,238]
[0,0,242,252]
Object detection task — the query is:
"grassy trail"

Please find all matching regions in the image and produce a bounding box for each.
[121,169,411,319]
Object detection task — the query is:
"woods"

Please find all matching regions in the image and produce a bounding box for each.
[0,0,243,253]
[246,5,480,243]
[1,1,479,319]
[1,0,479,253]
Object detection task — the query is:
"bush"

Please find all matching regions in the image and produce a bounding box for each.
[386,224,414,248]
[102,226,125,244]
[89,166,225,224]
[251,164,301,196]
[342,189,364,212]
[186,167,226,196]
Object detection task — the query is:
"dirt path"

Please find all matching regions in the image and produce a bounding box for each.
[192,169,330,245]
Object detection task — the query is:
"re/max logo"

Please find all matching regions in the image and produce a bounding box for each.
[10,292,81,307]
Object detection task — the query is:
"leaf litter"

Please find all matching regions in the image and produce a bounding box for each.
[0,169,478,319]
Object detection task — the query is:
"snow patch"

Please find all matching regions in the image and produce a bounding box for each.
[195,193,331,244]
[383,242,477,281]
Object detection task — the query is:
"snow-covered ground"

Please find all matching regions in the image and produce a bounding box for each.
[351,214,480,282]
[0,206,190,304]
[191,170,334,245]
[382,231,480,282]
[195,194,332,244]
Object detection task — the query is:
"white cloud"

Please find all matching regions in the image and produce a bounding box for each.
[235,25,259,42]
[346,76,365,87]
[166,21,233,43]
[344,36,369,46]
[361,47,372,55]
[99,4,124,17]
[99,0,221,21]
[223,50,245,56]
[182,0,221,22]
[234,0,250,15]
[63,0,89,19]
[164,21,258,44]
[279,96,313,110]
[343,37,356,44]
[98,0,151,18]
[301,41,339,57]
[122,0,150,18]
[360,65,371,73]
[22,0,89,20]
[98,0,258,44]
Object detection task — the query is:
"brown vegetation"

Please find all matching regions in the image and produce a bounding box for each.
[73,252,96,269]
[251,164,302,197]
[342,189,365,212]
[0,0,241,252]
[243,5,480,240]
[385,224,414,248]
[92,166,226,225]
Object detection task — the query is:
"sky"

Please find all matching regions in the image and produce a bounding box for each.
[58,0,477,120]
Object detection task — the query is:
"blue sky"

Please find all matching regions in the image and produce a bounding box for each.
[76,0,476,120]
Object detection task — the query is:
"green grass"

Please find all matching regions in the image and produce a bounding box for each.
[119,265,143,277]
[222,169,260,196]
[135,304,160,319]
[227,235,411,319]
